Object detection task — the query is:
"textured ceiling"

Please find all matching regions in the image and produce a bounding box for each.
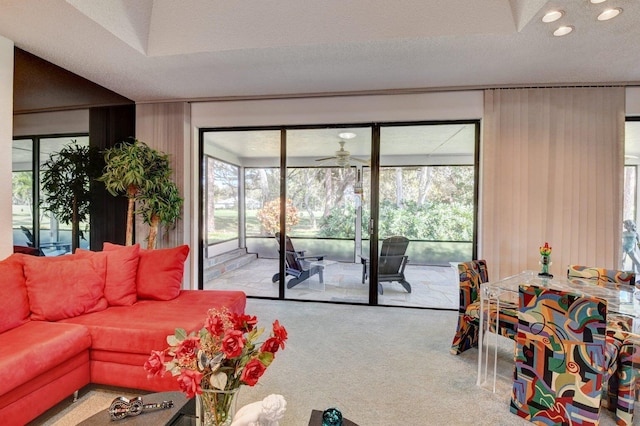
[0,0,638,102]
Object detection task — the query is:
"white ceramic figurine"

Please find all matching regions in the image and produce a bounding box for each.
[230,394,286,426]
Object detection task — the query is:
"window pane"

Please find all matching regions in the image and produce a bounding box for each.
[39,136,90,254]
[245,167,280,237]
[12,139,34,247]
[379,123,476,265]
[206,157,239,244]
[624,165,637,222]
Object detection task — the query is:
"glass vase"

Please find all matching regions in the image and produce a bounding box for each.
[196,388,239,426]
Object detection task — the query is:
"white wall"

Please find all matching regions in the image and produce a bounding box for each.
[191,91,483,128]
[0,36,14,258]
[626,87,640,116]
[13,110,89,136]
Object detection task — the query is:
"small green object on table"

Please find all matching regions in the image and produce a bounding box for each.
[309,409,359,426]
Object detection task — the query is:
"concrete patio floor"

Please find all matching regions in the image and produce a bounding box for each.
[204,258,459,309]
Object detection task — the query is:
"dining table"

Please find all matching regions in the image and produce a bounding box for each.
[476,270,640,392]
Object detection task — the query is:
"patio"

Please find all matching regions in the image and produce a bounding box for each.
[203,257,459,309]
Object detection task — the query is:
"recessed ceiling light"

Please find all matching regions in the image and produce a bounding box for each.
[590,0,607,3]
[338,132,356,139]
[542,10,564,23]
[553,26,574,36]
[597,8,622,21]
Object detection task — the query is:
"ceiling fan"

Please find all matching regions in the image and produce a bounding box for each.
[315,140,369,167]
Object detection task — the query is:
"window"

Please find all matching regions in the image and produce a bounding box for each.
[12,134,89,255]
[205,157,240,245]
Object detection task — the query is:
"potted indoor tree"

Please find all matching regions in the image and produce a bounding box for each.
[137,171,183,249]
[99,137,182,248]
[40,142,102,252]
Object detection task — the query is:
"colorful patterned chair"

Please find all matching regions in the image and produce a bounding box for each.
[567,264,635,333]
[510,285,618,426]
[450,260,518,355]
[567,265,635,289]
[567,264,637,415]
[615,335,640,426]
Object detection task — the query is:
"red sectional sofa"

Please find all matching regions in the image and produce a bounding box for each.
[0,243,246,426]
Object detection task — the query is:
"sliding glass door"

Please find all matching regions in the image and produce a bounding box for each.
[284,127,372,303]
[376,123,478,308]
[199,121,479,308]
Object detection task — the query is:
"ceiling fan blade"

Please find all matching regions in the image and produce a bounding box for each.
[315,156,336,162]
[351,157,370,164]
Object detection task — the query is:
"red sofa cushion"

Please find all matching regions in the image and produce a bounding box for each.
[78,243,141,306]
[0,321,91,395]
[0,254,30,334]
[137,245,190,300]
[22,255,108,321]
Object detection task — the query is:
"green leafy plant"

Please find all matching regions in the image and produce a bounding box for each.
[40,142,102,251]
[137,178,183,249]
[99,138,183,248]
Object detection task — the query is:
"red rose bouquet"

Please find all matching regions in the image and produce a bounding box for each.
[144,307,287,425]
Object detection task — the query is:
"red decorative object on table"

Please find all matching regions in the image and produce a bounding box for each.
[538,242,553,278]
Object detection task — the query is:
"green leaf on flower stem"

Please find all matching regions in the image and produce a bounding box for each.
[258,351,274,366]
[247,327,265,342]
[210,372,227,390]
[167,328,187,346]
[165,361,180,376]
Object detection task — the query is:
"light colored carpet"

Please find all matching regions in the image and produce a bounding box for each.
[32,299,623,425]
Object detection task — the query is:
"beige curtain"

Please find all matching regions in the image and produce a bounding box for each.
[481,87,625,280]
[135,102,190,249]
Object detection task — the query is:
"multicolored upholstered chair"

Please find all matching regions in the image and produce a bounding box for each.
[567,265,636,334]
[614,335,640,426]
[567,265,636,289]
[510,285,617,426]
[450,260,518,355]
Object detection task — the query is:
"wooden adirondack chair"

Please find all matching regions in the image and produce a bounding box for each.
[361,236,411,295]
[271,233,325,289]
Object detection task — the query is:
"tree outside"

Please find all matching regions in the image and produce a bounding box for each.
[209,163,475,262]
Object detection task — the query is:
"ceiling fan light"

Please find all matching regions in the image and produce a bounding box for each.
[597,8,622,21]
[338,132,356,139]
[590,0,607,3]
[542,10,563,23]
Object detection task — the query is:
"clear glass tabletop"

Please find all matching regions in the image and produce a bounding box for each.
[476,270,640,392]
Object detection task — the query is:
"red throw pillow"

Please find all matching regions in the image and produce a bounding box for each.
[137,245,190,300]
[23,254,108,321]
[0,254,30,333]
[77,243,141,306]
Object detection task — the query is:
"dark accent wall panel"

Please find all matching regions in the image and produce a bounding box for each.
[14,48,133,113]
[89,105,135,249]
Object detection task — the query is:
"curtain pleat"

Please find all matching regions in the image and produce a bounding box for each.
[135,102,190,249]
[481,87,625,279]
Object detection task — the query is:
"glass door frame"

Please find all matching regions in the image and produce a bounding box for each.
[197,119,480,307]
